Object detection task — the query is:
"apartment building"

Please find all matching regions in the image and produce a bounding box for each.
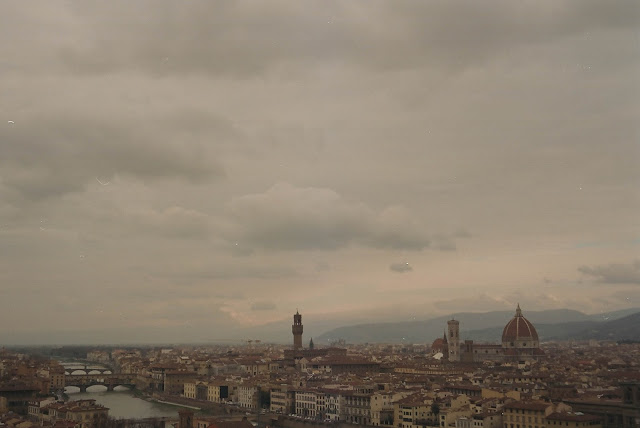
[323,389,342,422]
[343,391,373,425]
[394,392,435,428]
[296,390,321,419]
[184,381,208,400]
[237,383,261,410]
[270,385,295,414]
[207,383,230,403]
[371,391,409,426]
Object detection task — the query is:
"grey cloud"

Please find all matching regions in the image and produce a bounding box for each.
[124,206,211,240]
[228,183,446,251]
[118,286,213,302]
[315,261,331,272]
[0,115,224,202]
[390,262,412,273]
[5,1,636,77]
[53,2,345,76]
[227,241,255,257]
[231,246,255,257]
[432,294,512,313]
[364,206,432,251]
[578,260,640,284]
[148,301,229,323]
[215,291,246,301]
[129,286,246,302]
[453,229,472,238]
[154,265,299,282]
[228,182,370,250]
[432,235,457,252]
[0,0,637,342]
[251,301,277,311]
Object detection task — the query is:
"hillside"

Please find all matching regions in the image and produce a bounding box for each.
[570,311,640,341]
[315,308,640,344]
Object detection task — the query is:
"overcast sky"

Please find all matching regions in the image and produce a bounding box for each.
[1,1,639,345]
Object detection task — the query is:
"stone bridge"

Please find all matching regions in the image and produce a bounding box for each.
[64,366,113,375]
[64,374,136,392]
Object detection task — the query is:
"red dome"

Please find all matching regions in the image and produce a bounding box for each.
[431,338,445,350]
[502,305,539,342]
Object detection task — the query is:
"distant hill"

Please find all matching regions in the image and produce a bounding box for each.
[3,307,637,346]
[585,307,640,322]
[466,310,640,342]
[315,308,640,344]
[569,311,640,341]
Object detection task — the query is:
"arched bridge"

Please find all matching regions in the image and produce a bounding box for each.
[65,374,136,392]
[64,366,113,375]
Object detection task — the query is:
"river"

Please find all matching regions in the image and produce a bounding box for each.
[59,360,181,419]
[66,387,181,419]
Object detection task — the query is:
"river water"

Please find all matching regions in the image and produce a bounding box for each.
[66,388,181,419]
[60,359,182,419]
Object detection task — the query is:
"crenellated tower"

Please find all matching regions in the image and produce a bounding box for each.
[292,310,303,350]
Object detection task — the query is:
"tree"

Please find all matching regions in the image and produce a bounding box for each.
[430,402,440,426]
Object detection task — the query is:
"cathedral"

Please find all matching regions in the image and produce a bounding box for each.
[432,304,545,363]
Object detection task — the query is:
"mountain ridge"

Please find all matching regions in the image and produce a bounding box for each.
[315,307,640,344]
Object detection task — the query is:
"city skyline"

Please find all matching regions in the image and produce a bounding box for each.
[1,1,639,345]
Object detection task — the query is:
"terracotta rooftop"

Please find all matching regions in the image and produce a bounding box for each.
[546,412,601,422]
[503,401,550,411]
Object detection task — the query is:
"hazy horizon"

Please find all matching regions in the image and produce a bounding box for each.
[3,305,639,346]
[1,1,639,346]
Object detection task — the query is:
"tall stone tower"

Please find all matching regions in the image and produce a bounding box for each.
[447,319,460,362]
[292,310,303,350]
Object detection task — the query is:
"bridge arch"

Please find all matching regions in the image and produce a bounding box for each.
[86,385,108,392]
[113,385,130,391]
[63,374,137,393]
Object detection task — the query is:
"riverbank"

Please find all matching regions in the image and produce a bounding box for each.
[149,393,241,416]
[67,389,181,419]
[153,400,201,410]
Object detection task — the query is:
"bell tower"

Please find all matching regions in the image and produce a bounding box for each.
[292,310,303,350]
[447,319,460,362]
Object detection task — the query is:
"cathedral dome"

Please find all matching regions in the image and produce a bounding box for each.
[502,304,539,344]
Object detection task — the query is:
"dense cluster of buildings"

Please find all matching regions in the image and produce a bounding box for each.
[0,398,108,428]
[1,306,639,428]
